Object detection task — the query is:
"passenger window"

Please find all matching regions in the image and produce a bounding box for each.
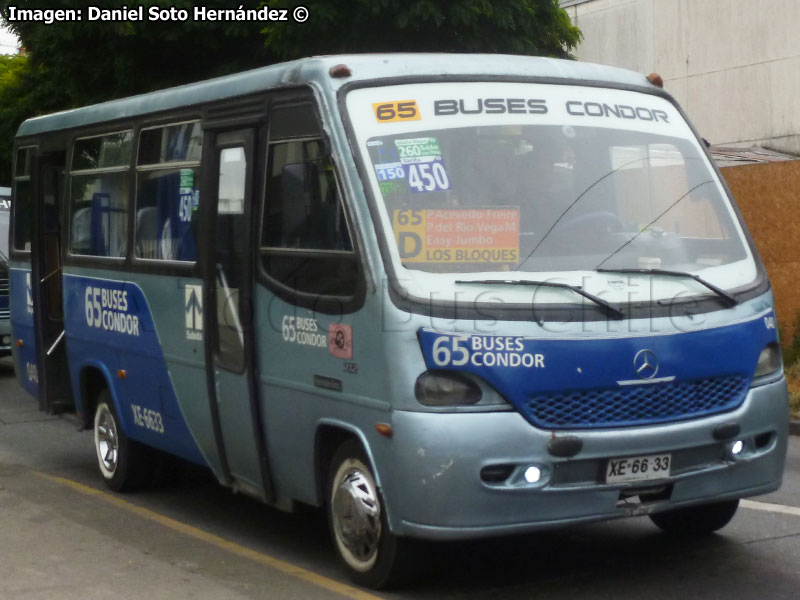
[261,104,357,297]
[135,122,202,261]
[13,147,33,252]
[69,132,132,257]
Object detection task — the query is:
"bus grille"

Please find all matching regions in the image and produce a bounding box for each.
[527,375,750,430]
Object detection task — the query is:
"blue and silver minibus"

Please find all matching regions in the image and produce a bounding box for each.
[9,54,789,587]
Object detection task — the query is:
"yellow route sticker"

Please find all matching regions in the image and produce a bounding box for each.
[373,100,421,123]
[393,208,520,263]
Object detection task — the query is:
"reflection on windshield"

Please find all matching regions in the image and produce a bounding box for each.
[366,125,746,276]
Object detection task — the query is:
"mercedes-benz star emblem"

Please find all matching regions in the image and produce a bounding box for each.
[633,349,659,379]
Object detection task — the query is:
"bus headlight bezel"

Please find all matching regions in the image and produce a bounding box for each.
[414,371,482,407]
[754,343,782,379]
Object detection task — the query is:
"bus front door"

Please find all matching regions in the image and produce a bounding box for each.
[32,153,71,413]
[203,128,272,500]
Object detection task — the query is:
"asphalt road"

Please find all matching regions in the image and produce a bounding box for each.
[1,356,799,599]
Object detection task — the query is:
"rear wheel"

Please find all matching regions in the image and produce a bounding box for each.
[327,440,419,589]
[93,389,152,491]
[649,499,740,535]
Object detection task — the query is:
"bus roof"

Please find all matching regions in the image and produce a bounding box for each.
[16,54,659,138]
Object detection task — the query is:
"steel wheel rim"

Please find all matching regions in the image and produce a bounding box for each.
[94,403,119,479]
[331,460,381,571]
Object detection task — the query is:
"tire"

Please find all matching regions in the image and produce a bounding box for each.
[649,499,740,535]
[93,390,152,492]
[327,439,419,589]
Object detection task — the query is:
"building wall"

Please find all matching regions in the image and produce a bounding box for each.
[721,160,800,342]
[563,0,800,154]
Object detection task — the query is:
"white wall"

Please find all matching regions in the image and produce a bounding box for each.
[563,0,800,153]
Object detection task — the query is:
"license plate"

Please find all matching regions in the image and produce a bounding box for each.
[606,453,671,484]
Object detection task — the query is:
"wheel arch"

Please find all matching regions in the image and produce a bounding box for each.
[78,362,117,430]
[314,420,381,507]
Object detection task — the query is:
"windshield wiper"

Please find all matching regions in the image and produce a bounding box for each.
[454,279,625,320]
[596,268,738,307]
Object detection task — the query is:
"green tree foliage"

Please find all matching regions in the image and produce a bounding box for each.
[0,53,65,183]
[1,1,271,106]
[264,0,581,59]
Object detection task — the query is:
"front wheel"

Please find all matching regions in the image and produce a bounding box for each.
[93,390,152,492]
[327,440,419,589]
[649,499,740,535]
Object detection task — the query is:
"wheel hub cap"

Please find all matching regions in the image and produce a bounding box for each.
[96,409,118,473]
[332,470,381,562]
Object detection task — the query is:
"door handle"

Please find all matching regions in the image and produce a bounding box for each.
[46,330,65,356]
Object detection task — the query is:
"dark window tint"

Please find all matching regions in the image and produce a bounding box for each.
[138,122,202,165]
[135,122,202,262]
[70,132,132,257]
[269,104,322,140]
[261,104,358,298]
[72,132,132,171]
[70,172,129,257]
[15,147,32,177]
[13,147,33,252]
[263,140,352,251]
[135,168,200,261]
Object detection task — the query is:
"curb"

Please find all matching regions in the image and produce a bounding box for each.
[791,420,800,437]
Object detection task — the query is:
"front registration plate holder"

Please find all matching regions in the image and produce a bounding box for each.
[605,453,671,484]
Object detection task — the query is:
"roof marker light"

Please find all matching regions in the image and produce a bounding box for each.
[329,64,352,78]
[647,72,664,88]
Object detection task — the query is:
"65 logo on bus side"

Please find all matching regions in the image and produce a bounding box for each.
[373,100,421,123]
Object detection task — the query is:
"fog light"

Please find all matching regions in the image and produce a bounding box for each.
[1,336,8,345]
[524,466,542,484]
[731,440,744,456]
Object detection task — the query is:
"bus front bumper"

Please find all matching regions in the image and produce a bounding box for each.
[383,378,789,541]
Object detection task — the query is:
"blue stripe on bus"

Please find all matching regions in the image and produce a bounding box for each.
[62,274,207,465]
[9,268,39,398]
[418,311,778,429]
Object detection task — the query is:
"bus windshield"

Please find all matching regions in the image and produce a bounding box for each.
[345,82,757,305]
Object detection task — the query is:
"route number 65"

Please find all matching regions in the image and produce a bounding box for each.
[432,336,469,367]
[373,100,420,123]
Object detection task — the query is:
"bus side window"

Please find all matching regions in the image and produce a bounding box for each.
[135,122,203,262]
[69,132,132,258]
[12,147,34,252]
[261,104,358,298]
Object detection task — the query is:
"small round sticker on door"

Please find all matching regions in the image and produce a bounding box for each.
[329,324,353,359]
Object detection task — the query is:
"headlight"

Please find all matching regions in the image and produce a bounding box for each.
[414,371,482,406]
[754,343,782,378]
